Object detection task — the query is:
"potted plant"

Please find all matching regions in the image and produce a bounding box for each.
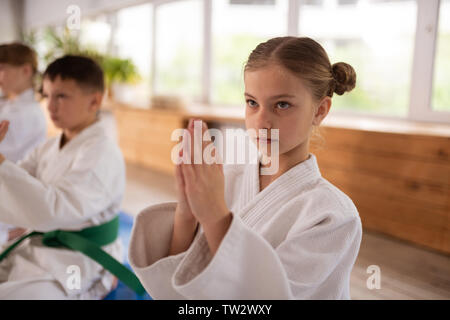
[23,27,140,100]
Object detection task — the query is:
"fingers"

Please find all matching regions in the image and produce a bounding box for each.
[190,119,204,165]
[182,118,222,179]
[182,126,192,165]
[201,120,214,157]
[175,162,185,189]
[188,118,219,165]
[202,122,222,166]
[181,124,195,186]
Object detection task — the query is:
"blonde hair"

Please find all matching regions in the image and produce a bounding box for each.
[0,42,38,75]
[245,36,357,149]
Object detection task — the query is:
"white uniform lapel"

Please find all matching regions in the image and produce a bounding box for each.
[37,121,104,183]
[237,153,322,229]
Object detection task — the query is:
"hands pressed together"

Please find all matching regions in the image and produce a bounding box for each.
[169,118,232,256]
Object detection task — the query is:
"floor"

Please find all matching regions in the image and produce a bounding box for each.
[122,163,450,300]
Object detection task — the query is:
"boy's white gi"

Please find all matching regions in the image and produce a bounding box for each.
[0,120,125,299]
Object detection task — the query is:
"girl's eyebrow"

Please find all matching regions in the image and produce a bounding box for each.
[244,92,296,100]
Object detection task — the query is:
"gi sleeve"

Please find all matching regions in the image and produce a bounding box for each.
[170,212,362,299]
[128,202,190,300]
[16,144,42,177]
[0,141,124,231]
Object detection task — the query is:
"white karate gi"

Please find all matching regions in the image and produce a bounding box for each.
[0,88,47,246]
[0,88,47,162]
[129,152,362,299]
[0,120,125,299]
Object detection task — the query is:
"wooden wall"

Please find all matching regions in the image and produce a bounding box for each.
[110,105,449,255]
[114,107,185,175]
[311,127,449,255]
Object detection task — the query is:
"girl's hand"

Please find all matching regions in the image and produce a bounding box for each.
[181,119,232,255]
[175,152,196,223]
[169,123,199,255]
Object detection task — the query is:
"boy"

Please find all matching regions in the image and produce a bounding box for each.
[0,43,47,245]
[0,55,139,299]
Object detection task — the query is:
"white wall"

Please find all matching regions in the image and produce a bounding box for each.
[23,0,151,30]
[0,0,23,42]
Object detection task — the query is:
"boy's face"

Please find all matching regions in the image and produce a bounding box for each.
[0,63,32,97]
[42,76,102,131]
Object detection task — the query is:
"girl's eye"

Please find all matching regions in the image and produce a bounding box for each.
[276,102,290,110]
[246,99,258,108]
[57,94,66,99]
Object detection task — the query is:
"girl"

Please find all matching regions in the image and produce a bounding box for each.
[129,36,362,299]
[0,43,47,246]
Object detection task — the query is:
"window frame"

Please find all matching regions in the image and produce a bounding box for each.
[409,0,450,123]
[56,0,450,124]
[203,0,450,124]
[152,0,205,100]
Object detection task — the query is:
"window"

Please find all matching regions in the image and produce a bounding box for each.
[299,0,418,117]
[79,15,112,55]
[154,0,203,100]
[112,3,153,107]
[27,0,450,124]
[211,0,288,106]
[432,0,450,112]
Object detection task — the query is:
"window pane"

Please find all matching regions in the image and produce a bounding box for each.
[432,0,450,112]
[113,3,152,107]
[79,15,111,55]
[211,0,288,105]
[299,0,417,117]
[154,0,203,100]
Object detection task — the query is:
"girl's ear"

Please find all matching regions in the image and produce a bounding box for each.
[20,64,33,80]
[312,97,331,126]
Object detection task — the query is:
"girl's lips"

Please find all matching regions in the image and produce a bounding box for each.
[257,138,273,143]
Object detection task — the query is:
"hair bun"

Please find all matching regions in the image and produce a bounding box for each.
[331,62,356,95]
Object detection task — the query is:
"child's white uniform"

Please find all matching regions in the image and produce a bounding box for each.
[0,120,125,299]
[0,88,47,162]
[129,153,362,299]
[0,88,47,245]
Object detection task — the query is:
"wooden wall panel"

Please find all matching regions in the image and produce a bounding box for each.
[114,107,184,175]
[312,127,450,255]
[113,105,450,255]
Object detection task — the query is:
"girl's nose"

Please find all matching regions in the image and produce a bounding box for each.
[255,105,273,130]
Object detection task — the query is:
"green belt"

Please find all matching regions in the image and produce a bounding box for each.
[0,216,146,296]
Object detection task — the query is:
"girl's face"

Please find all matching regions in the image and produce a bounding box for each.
[244,63,330,164]
[0,63,32,98]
